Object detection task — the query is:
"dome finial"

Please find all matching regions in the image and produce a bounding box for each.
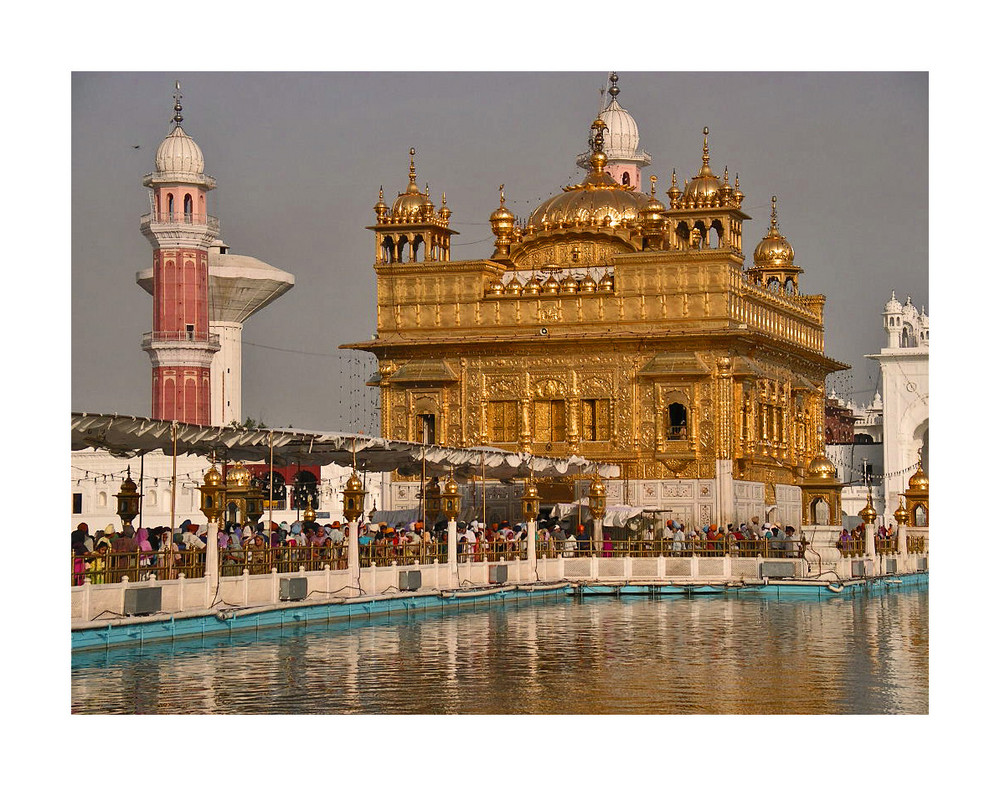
[771,195,779,231]
[608,71,620,101]
[499,183,506,205]
[702,126,710,168]
[408,148,416,184]
[172,80,183,126]
[649,174,657,197]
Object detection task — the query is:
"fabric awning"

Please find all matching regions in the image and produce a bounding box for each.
[71,413,620,481]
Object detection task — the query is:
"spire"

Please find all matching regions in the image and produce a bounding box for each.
[700,126,712,174]
[406,147,419,193]
[172,80,183,126]
[608,71,620,103]
[770,195,780,231]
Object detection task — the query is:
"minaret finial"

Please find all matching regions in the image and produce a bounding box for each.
[649,174,657,197]
[172,80,183,126]
[702,126,710,168]
[771,195,779,230]
[608,72,620,102]
[409,147,416,184]
[499,183,506,205]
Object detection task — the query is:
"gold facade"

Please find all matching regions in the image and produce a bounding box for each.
[344,109,846,500]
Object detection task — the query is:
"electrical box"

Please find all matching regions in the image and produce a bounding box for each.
[398,570,422,591]
[760,562,796,579]
[123,586,162,616]
[885,559,897,575]
[489,564,509,584]
[851,559,874,578]
[279,577,308,601]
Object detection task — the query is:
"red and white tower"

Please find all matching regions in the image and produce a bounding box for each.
[140,82,219,425]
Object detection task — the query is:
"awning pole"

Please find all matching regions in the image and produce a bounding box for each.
[169,421,177,544]
[482,452,486,526]
[268,431,274,527]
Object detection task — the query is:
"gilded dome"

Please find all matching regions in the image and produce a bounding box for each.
[907,465,929,492]
[807,455,838,480]
[226,461,252,489]
[345,472,364,492]
[753,196,796,266]
[155,125,205,175]
[505,277,523,296]
[443,476,459,495]
[682,128,722,203]
[528,117,647,230]
[203,464,223,487]
[390,148,435,219]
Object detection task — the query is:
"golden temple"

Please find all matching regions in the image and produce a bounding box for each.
[344,76,848,525]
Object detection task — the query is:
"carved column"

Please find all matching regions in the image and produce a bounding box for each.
[716,358,733,461]
[567,370,580,454]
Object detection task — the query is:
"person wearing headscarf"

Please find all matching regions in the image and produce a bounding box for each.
[96,524,115,551]
[71,530,88,586]
[136,527,154,573]
[76,523,95,553]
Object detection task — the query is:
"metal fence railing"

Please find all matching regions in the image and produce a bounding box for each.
[555,538,805,559]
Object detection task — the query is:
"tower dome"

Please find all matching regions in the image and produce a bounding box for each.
[682,127,722,203]
[596,74,640,159]
[807,455,838,480]
[753,196,796,266]
[885,291,903,314]
[155,125,206,175]
[391,148,435,218]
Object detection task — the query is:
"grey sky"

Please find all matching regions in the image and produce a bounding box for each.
[71,72,927,432]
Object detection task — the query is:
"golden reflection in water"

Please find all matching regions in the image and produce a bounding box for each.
[71,589,928,714]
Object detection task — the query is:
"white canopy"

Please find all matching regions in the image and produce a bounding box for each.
[551,500,645,529]
[71,413,620,482]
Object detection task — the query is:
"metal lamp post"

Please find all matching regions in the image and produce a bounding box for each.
[442,473,461,587]
[115,466,142,530]
[199,463,225,593]
[342,472,366,595]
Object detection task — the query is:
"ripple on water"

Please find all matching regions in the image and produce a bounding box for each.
[72,588,928,714]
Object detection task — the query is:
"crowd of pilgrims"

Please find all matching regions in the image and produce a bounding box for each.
[72,512,809,585]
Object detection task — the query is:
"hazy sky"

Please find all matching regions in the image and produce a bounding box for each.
[71,71,928,431]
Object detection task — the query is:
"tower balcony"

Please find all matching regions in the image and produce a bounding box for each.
[140,212,221,235]
[141,330,221,353]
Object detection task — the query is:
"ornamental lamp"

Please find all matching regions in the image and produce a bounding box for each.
[199,463,225,523]
[441,474,462,520]
[302,498,317,524]
[115,465,142,528]
[859,492,878,530]
[894,497,909,529]
[424,476,442,521]
[244,478,266,526]
[587,476,607,520]
[521,477,541,522]
[342,473,366,524]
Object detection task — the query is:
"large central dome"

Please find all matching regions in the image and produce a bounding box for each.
[528,118,648,230]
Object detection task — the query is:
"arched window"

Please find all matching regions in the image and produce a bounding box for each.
[810,497,830,525]
[167,193,175,220]
[292,470,319,511]
[785,278,796,294]
[183,193,193,221]
[397,238,409,264]
[621,171,630,187]
[667,403,688,440]
[768,278,781,291]
[913,505,926,526]
[262,471,287,510]
[381,236,395,264]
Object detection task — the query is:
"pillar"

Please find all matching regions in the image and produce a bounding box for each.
[206,518,219,599]
[447,516,458,588]
[348,522,360,596]
[527,518,538,577]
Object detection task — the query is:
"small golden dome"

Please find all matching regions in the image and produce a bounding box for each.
[203,464,223,487]
[753,196,796,266]
[524,276,543,295]
[561,275,579,294]
[345,473,364,492]
[807,455,838,480]
[859,494,878,523]
[894,497,908,525]
[391,148,435,219]
[438,193,451,221]
[505,277,523,296]
[580,273,598,293]
[907,464,929,492]
[682,128,722,203]
[226,461,252,489]
[488,278,506,295]
[443,476,459,495]
[373,186,388,221]
[598,271,615,292]
[543,273,561,294]
[119,469,138,494]
[589,477,606,496]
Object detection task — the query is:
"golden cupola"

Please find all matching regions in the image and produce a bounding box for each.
[391,148,435,219]
[525,117,649,231]
[367,148,457,265]
[681,128,723,206]
[907,464,929,493]
[749,196,803,293]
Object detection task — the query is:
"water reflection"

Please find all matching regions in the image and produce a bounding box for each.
[72,588,928,714]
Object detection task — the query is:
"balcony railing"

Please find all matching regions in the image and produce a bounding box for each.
[141,330,221,349]
[140,212,220,233]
